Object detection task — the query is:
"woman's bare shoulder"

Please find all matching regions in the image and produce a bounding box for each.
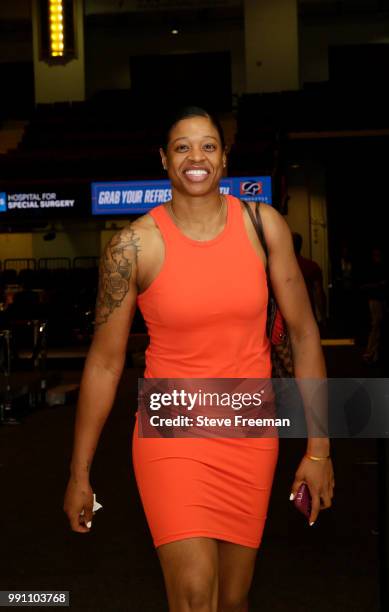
[132,210,163,238]
[132,211,157,230]
[240,200,289,247]
[109,210,163,248]
[239,199,280,221]
[257,202,292,250]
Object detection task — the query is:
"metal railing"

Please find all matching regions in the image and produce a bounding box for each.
[38,257,71,270]
[3,258,36,272]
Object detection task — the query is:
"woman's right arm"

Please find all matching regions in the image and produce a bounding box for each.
[63,224,140,533]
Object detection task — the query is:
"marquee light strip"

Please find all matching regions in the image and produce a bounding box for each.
[49,0,64,57]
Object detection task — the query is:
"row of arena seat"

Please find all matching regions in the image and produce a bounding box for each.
[1,93,165,182]
[0,267,99,290]
[1,150,273,181]
[0,92,297,188]
[236,85,389,136]
[30,85,389,135]
[0,258,99,289]
[1,91,278,182]
[2,159,162,182]
[0,271,147,344]
[1,256,99,268]
[0,257,99,271]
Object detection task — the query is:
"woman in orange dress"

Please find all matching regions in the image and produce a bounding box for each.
[64,107,334,612]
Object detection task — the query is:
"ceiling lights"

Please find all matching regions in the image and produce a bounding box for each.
[49,0,65,57]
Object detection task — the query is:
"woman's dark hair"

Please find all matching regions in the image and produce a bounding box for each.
[161,106,226,151]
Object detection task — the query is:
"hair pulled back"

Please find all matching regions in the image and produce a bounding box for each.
[161,106,226,151]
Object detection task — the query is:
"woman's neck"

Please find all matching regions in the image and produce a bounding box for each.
[169,191,224,225]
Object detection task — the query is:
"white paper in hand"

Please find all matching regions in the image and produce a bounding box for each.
[80,493,103,516]
[92,494,102,512]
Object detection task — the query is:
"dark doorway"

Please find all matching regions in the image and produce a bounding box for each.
[329,43,389,90]
[1,62,34,118]
[129,51,232,112]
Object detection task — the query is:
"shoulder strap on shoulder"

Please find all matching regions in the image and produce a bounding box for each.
[241,200,269,259]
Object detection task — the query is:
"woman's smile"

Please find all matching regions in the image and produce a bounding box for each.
[182,165,211,183]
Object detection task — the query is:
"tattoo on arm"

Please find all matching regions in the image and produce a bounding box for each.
[94,225,140,328]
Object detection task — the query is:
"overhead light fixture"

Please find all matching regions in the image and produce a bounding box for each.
[49,0,65,57]
[39,0,76,64]
[171,29,179,35]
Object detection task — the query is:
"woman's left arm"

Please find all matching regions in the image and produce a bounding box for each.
[260,203,335,525]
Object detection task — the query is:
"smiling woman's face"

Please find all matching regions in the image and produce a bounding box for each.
[160,115,226,197]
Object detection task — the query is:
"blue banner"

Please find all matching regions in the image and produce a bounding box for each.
[0,192,6,212]
[0,189,85,216]
[91,176,272,215]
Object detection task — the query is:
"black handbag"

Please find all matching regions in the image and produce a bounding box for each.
[242,200,294,378]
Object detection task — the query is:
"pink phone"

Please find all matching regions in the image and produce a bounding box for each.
[293,483,312,519]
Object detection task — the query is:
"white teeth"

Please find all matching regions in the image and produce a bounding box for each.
[185,170,208,175]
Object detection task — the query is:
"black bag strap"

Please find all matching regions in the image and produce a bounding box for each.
[241,199,277,339]
[241,200,269,260]
[241,200,288,342]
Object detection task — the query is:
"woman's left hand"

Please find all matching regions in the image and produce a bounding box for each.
[290,456,335,525]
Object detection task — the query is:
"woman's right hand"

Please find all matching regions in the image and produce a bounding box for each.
[63,476,94,533]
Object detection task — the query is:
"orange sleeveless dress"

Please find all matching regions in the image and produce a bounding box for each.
[132,195,279,549]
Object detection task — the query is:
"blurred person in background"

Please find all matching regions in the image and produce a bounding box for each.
[361,246,388,364]
[292,232,327,334]
[333,243,357,337]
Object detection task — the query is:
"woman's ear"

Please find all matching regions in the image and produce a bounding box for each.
[159,148,167,171]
